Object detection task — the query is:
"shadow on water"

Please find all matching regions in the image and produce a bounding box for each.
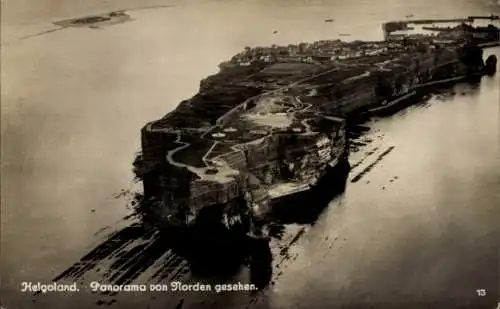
[53,156,350,292]
[170,207,275,290]
[53,197,275,290]
[268,157,350,225]
[170,216,250,278]
[249,237,273,290]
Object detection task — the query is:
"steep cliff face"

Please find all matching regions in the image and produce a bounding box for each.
[199,64,267,92]
[136,113,346,232]
[136,35,488,234]
[459,42,485,74]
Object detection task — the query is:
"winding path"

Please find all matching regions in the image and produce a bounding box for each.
[145,65,346,172]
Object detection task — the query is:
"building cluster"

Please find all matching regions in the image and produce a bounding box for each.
[225,37,460,67]
[224,22,497,68]
[227,40,404,66]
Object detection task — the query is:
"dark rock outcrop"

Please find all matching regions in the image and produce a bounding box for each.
[485,55,497,75]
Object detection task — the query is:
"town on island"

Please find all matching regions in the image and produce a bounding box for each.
[131,15,499,286]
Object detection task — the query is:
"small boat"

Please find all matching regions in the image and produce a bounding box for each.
[273,30,278,34]
[338,33,351,36]
[405,14,414,18]
[324,19,334,22]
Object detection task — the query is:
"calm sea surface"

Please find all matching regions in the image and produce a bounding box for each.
[1,0,499,308]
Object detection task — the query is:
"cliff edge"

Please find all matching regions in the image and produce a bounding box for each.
[134,23,494,236]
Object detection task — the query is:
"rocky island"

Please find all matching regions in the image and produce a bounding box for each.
[134,18,499,247]
[54,10,133,29]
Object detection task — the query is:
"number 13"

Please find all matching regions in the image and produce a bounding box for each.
[475,289,487,296]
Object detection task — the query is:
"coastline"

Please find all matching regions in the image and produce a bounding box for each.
[135,19,498,245]
[3,1,500,307]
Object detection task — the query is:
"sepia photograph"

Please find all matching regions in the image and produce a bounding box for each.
[1,0,499,308]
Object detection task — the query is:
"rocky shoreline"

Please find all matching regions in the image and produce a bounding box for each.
[134,19,498,246]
